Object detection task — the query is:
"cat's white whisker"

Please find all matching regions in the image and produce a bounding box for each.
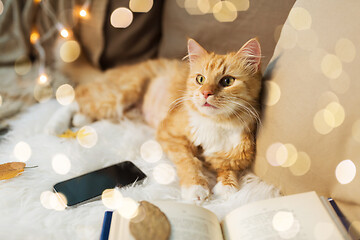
[168,95,192,113]
[225,95,260,121]
[225,98,261,126]
[222,105,251,132]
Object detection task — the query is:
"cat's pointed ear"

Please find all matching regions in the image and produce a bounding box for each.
[187,38,208,63]
[236,38,262,73]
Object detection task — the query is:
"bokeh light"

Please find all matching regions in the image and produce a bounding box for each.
[275,144,288,167]
[14,56,32,76]
[314,99,345,135]
[207,0,221,12]
[325,102,345,128]
[129,0,153,13]
[13,141,32,162]
[38,73,48,85]
[40,191,54,209]
[212,1,237,22]
[153,163,176,185]
[278,219,300,239]
[335,159,356,184]
[0,0,3,15]
[281,144,298,168]
[77,126,98,148]
[52,154,71,175]
[266,142,286,166]
[197,0,211,14]
[79,9,87,17]
[335,38,356,63]
[184,0,204,15]
[51,192,67,211]
[60,28,69,38]
[140,140,163,163]
[289,151,311,176]
[314,222,334,240]
[288,7,312,30]
[110,7,133,28]
[182,0,222,15]
[60,40,81,63]
[272,211,294,232]
[228,0,249,11]
[40,191,67,211]
[129,202,147,223]
[321,54,342,79]
[117,197,139,219]
[56,84,75,106]
[313,109,334,135]
[30,31,40,44]
[263,81,281,106]
[101,188,123,209]
[352,119,360,143]
[34,83,53,103]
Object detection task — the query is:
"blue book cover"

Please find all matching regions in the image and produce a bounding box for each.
[100,211,113,240]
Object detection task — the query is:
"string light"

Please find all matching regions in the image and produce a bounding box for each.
[79,0,90,18]
[30,31,40,44]
[79,9,87,17]
[55,23,71,38]
[60,28,70,38]
[28,0,88,97]
[38,73,48,84]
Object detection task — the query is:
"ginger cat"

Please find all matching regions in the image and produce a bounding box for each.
[46,38,262,202]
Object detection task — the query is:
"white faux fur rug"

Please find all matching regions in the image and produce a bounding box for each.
[0,100,280,240]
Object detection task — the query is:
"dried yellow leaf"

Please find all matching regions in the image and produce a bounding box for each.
[0,162,26,180]
[76,128,92,139]
[58,129,79,139]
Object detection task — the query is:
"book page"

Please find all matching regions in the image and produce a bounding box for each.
[221,192,346,240]
[108,211,134,240]
[153,201,224,240]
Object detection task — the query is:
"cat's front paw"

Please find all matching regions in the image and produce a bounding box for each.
[181,185,210,203]
[44,115,71,135]
[44,102,78,135]
[212,181,238,199]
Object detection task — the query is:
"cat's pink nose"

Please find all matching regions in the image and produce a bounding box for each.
[202,90,213,99]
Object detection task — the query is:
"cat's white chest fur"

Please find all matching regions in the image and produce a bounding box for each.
[188,110,243,156]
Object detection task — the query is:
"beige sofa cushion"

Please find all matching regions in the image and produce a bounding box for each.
[253,0,360,232]
[158,0,296,71]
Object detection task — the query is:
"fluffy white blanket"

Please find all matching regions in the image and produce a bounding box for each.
[0,100,279,240]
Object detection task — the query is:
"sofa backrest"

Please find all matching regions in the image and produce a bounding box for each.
[157,0,295,72]
[99,0,295,71]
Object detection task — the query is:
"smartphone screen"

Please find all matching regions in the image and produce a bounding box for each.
[53,161,146,207]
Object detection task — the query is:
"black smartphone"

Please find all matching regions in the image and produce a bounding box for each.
[53,161,147,207]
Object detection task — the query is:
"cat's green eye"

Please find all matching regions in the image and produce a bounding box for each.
[219,76,235,87]
[196,75,205,85]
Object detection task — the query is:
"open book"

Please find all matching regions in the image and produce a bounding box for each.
[106,191,351,240]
